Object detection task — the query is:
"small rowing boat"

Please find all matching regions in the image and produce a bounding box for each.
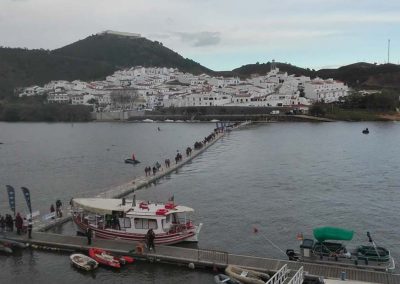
[70,253,98,271]
[0,244,13,254]
[225,265,270,284]
[89,247,134,268]
[214,273,242,284]
[124,158,140,164]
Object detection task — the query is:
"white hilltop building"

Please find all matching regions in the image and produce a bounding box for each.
[97,30,141,38]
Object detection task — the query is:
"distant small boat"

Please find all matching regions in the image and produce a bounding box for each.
[175,120,184,122]
[142,119,154,122]
[362,128,369,134]
[124,159,140,165]
[210,119,220,122]
[70,253,98,271]
[164,119,174,122]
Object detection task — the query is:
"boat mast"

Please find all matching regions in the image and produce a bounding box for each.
[367,231,381,258]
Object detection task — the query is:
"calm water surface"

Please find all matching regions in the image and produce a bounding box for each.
[1,121,400,283]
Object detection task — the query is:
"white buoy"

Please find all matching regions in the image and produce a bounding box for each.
[188,262,195,269]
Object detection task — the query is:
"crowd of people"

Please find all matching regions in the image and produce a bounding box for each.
[0,214,15,232]
[142,128,221,178]
[0,213,33,238]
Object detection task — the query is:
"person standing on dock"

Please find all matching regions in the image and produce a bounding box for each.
[55,199,62,218]
[146,228,156,252]
[27,219,33,239]
[15,212,23,235]
[86,227,93,245]
[132,153,136,161]
[50,204,55,219]
[0,215,5,233]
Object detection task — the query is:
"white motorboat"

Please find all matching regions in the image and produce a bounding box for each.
[72,198,202,245]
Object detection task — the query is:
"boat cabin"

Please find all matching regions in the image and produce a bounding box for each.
[72,198,195,235]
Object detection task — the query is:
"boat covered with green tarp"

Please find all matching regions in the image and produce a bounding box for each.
[313,227,354,242]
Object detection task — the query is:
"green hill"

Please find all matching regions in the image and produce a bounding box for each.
[0,33,211,99]
[233,61,400,89]
[53,33,211,74]
[232,62,316,77]
[317,63,400,89]
[0,47,115,99]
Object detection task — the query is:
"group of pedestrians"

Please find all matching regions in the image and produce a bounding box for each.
[0,213,32,238]
[144,161,162,176]
[142,128,219,179]
[0,214,14,232]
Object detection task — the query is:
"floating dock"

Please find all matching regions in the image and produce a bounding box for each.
[4,232,400,284]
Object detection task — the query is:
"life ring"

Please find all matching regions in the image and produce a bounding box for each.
[156,208,169,215]
[165,202,176,209]
[139,202,149,210]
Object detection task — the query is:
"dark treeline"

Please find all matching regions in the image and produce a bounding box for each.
[0,99,92,122]
[309,90,400,118]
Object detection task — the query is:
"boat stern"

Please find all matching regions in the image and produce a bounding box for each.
[184,223,203,242]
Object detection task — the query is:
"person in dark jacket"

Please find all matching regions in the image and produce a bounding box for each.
[86,227,93,245]
[15,212,23,235]
[146,228,156,252]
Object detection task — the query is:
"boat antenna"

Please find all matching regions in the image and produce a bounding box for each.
[367,231,381,258]
[254,228,287,256]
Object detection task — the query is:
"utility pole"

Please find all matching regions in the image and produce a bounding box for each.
[388,39,390,64]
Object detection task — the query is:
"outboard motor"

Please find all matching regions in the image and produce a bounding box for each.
[286,249,299,261]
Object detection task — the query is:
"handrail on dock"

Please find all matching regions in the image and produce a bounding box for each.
[266,264,289,284]
[287,266,304,284]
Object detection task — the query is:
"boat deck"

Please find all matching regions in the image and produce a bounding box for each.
[3,232,400,284]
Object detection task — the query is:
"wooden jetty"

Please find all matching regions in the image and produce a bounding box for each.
[4,232,400,284]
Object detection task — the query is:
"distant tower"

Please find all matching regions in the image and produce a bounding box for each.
[388,39,391,64]
[271,59,276,71]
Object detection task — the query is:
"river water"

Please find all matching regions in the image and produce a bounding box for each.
[1,121,400,283]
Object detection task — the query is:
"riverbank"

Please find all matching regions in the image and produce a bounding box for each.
[321,109,400,121]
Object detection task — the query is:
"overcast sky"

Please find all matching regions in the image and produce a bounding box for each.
[1,0,399,71]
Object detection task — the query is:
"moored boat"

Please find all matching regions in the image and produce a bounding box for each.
[124,158,140,164]
[225,265,270,284]
[88,248,124,268]
[286,227,395,272]
[0,237,27,249]
[72,198,202,245]
[214,273,242,284]
[70,253,98,271]
[0,244,13,254]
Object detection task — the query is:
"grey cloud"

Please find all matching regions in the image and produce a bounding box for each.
[175,31,221,47]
